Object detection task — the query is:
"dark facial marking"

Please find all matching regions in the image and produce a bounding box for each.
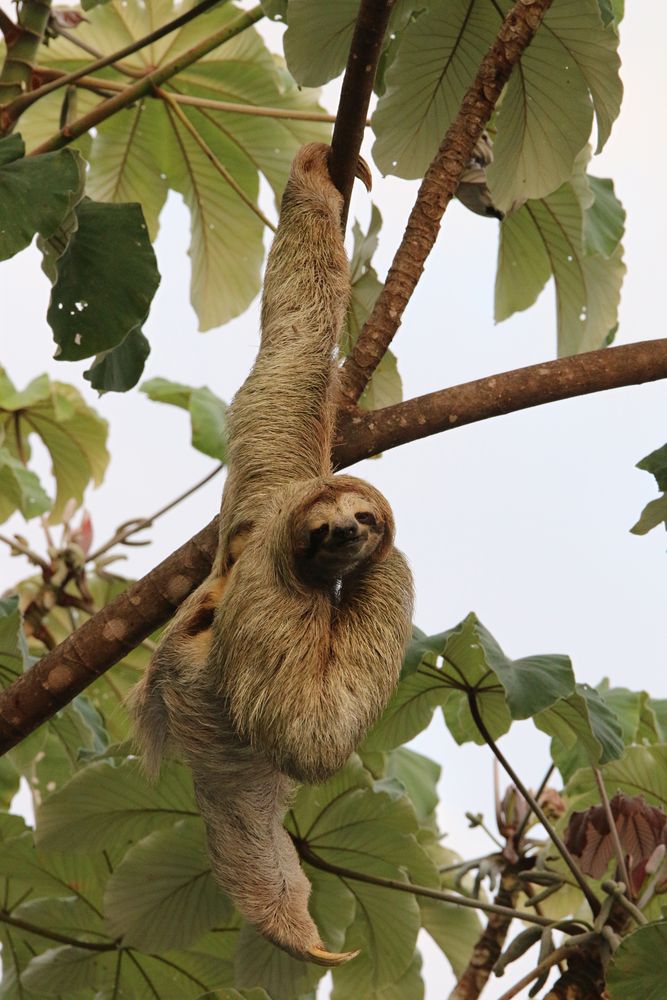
[355,512,376,526]
[183,604,215,637]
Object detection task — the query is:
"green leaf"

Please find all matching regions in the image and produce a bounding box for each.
[585,176,626,255]
[488,0,621,210]
[0,372,109,522]
[190,387,228,462]
[36,758,197,851]
[343,206,402,412]
[331,878,420,997]
[419,899,482,979]
[283,0,358,87]
[631,494,667,536]
[362,667,449,753]
[0,446,51,522]
[0,136,84,260]
[0,596,31,687]
[41,198,160,362]
[198,991,271,1000]
[496,177,625,356]
[385,748,441,824]
[104,818,233,951]
[142,377,228,461]
[537,682,624,779]
[142,376,193,410]
[84,328,151,393]
[567,745,667,813]
[606,921,667,1000]
[373,0,621,197]
[636,443,667,493]
[234,924,323,1000]
[17,0,332,331]
[21,946,113,995]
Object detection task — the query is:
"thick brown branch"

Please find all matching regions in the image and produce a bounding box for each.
[338,0,553,405]
[334,339,667,466]
[329,0,395,227]
[0,339,665,752]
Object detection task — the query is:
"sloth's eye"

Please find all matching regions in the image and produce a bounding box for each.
[355,512,376,526]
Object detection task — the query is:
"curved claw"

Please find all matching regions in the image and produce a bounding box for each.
[355,156,372,193]
[306,946,361,967]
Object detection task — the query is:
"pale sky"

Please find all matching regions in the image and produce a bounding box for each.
[2,3,666,997]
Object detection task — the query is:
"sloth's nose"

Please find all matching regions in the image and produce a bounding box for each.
[331,520,359,544]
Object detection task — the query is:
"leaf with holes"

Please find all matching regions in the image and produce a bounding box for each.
[16,0,330,330]
[41,198,160,362]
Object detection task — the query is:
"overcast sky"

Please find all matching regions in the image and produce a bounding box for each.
[2,3,666,996]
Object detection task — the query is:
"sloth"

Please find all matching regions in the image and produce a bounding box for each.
[130,143,414,966]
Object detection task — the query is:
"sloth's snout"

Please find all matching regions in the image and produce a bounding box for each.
[330,519,359,545]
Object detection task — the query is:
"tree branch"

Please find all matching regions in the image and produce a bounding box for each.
[328,0,395,228]
[338,0,553,405]
[334,339,667,465]
[496,935,598,1000]
[0,339,666,752]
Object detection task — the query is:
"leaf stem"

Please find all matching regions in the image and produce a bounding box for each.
[0,909,115,951]
[466,693,600,916]
[593,768,633,896]
[34,68,340,121]
[160,91,276,232]
[515,763,555,842]
[28,6,264,155]
[5,0,230,121]
[87,462,223,563]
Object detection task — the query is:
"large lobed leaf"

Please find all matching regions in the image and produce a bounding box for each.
[495,163,625,356]
[0,369,109,522]
[17,0,331,333]
[372,0,621,208]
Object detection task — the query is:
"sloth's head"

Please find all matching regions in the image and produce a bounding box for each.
[288,475,394,586]
[285,143,372,216]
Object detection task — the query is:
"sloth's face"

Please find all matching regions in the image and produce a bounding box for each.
[296,490,386,582]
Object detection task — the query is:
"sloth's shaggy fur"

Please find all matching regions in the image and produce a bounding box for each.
[130,144,414,965]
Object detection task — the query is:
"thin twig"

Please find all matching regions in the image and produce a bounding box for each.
[593,769,632,895]
[467,693,600,916]
[53,27,142,78]
[0,533,50,570]
[160,91,276,231]
[4,0,229,121]
[495,935,598,1000]
[87,462,223,563]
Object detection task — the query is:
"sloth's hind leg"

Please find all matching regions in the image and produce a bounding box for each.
[190,726,356,966]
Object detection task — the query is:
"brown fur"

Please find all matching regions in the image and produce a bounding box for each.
[129,144,414,964]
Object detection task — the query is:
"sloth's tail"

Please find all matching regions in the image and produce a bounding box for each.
[190,729,358,967]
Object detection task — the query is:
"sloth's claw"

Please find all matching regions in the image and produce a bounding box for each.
[306,946,360,967]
